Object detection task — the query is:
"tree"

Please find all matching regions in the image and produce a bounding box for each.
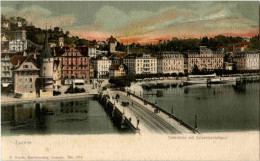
[201,37,209,46]
[249,35,259,49]
[65,31,70,36]
[192,65,200,75]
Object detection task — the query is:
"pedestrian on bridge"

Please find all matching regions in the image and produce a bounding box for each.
[136,117,140,129]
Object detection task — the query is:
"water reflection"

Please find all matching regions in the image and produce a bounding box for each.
[2,98,123,135]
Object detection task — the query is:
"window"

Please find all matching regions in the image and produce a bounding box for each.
[30,84,33,88]
[23,65,29,68]
[30,78,32,82]
[25,78,28,82]
[24,84,27,88]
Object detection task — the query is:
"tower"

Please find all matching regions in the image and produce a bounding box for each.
[108,35,116,53]
[39,25,54,96]
[58,37,64,47]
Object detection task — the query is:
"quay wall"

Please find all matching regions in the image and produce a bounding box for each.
[95,94,138,133]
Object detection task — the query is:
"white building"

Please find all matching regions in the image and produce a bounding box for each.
[8,30,28,52]
[96,50,108,56]
[123,53,157,75]
[81,44,97,58]
[233,51,259,70]
[188,46,224,73]
[246,52,259,70]
[9,40,28,52]
[157,51,184,74]
[92,55,112,78]
[1,53,23,87]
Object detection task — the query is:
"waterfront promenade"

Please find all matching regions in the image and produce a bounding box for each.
[1,92,97,105]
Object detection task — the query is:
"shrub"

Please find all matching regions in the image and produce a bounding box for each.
[65,85,86,94]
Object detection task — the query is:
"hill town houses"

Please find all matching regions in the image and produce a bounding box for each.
[1,22,259,98]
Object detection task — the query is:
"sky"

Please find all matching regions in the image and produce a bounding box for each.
[1,1,259,44]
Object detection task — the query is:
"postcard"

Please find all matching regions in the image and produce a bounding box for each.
[1,1,259,160]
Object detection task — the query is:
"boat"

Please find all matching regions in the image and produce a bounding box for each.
[184,73,225,85]
[221,77,237,83]
[208,78,225,84]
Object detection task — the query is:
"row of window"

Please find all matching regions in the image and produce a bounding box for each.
[2,67,11,70]
[17,71,39,75]
[19,77,33,82]
[19,84,33,89]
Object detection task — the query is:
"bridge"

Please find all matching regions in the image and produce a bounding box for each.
[97,89,199,134]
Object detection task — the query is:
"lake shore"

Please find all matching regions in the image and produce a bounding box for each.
[1,92,97,105]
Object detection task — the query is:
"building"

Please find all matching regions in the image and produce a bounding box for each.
[1,20,10,28]
[106,36,117,53]
[109,64,127,78]
[188,46,224,73]
[52,46,90,84]
[82,44,97,58]
[1,33,8,42]
[97,40,106,46]
[8,30,28,52]
[1,52,23,87]
[58,37,64,47]
[157,51,184,74]
[96,50,108,56]
[123,53,157,75]
[233,51,259,70]
[12,54,40,98]
[89,65,94,79]
[92,55,112,78]
[109,54,121,65]
[224,62,233,71]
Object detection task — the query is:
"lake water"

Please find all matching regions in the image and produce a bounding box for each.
[2,82,259,135]
[1,97,130,136]
[143,82,259,132]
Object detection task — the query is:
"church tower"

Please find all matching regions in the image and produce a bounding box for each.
[39,25,54,97]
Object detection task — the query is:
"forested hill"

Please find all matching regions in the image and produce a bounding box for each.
[1,15,94,47]
[1,15,259,53]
